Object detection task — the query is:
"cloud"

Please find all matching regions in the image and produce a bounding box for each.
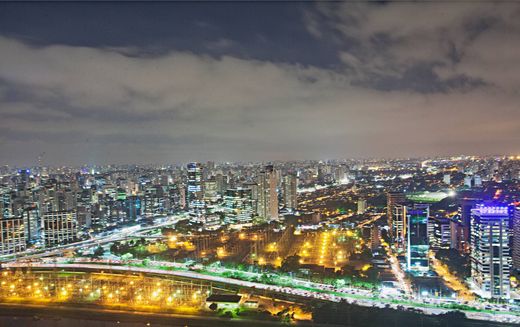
[0,25,519,166]
[305,2,520,93]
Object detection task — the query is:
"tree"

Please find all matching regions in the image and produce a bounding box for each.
[280,255,301,272]
[93,246,104,258]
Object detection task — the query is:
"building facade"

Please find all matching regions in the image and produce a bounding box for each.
[42,210,78,248]
[470,204,511,299]
[0,217,26,255]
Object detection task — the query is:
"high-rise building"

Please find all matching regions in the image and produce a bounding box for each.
[432,217,451,250]
[22,205,40,244]
[187,162,205,222]
[0,217,26,255]
[256,165,278,221]
[406,203,430,272]
[203,178,219,203]
[460,195,481,254]
[393,203,407,251]
[224,188,254,225]
[215,174,228,197]
[357,198,367,215]
[443,174,451,185]
[370,224,381,250]
[387,191,406,242]
[470,204,511,299]
[282,174,297,212]
[42,210,78,248]
[513,207,520,271]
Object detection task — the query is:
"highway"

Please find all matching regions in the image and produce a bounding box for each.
[2,260,520,325]
[0,214,187,262]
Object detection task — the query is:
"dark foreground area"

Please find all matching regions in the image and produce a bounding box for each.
[0,303,286,327]
[0,302,517,327]
[312,302,517,327]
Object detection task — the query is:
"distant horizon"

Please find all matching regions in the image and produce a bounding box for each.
[1,153,518,169]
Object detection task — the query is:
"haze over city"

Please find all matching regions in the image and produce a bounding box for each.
[1,2,519,165]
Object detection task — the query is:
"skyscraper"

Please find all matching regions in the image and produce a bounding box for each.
[470,204,511,299]
[513,207,520,271]
[187,162,205,222]
[282,174,297,212]
[256,165,278,221]
[224,188,254,225]
[406,203,430,272]
[387,191,406,242]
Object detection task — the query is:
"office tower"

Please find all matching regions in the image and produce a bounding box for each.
[203,178,219,203]
[450,219,465,252]
[282,174,297,211]
[22,205,40,244]
[224,188,254,225]
[187,162,205,222]
[42,210,78,248]
[512,207,520,271]
[0,217,26,255]
[406,204,430,272]
[215,173,228,196]
[357,198,367,215]
[125,195,141,221]
[393,203,408,251]
[460,195,481,253]
[443,174,451,185]
[470,204,511,299]
[1,189,12,219]
[256,165,278,221]
[387,191,406,241]
[432,217,451,250]
[16,169,30,192]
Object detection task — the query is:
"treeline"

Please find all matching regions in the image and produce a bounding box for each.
[312,301,514,327]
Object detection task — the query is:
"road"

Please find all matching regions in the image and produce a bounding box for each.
[2,260,520,325]
[0,214,187,262]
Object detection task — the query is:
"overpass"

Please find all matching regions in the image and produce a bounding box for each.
[2,260,520,325]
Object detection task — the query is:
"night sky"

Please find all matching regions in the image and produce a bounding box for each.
[0,2,519,165]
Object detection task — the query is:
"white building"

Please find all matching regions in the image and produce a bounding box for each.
[470,204,511,299]
[0,217,26,255]
[42,210,78,248]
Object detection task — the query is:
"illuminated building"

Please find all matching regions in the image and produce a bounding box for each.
[386,191,406,245]
[0,217,26,255]
[42,210,79,248]
[224,188,254,225]
[470,204,511,299]
[203,178,219,203]
[431,217,451,250]
[187,162,205,223]
[256,165,278,221]
[393,203,407,251]
[514,207,520,271]
[406,204,430,272]
[22,205,40,244]
[443,174,451,185]
[283,173,297,212]
[357,198,367,215]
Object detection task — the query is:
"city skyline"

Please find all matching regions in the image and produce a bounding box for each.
[1,2,520,165]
